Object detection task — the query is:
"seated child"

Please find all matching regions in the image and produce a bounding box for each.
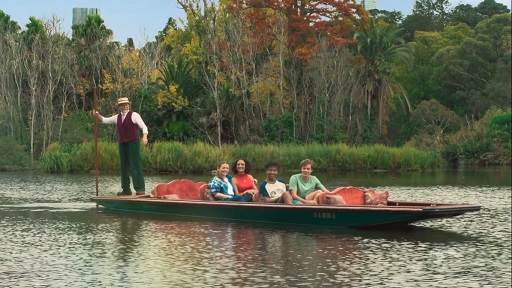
[259,160,292,204]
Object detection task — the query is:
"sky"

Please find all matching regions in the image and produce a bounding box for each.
[2,0,511,47]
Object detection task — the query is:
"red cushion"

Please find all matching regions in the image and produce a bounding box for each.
[153,179,205,200]
[167,179,202,200]
[194,181,207,192]
[364,190,389,206]
[331,187,365,205]
[154,182,172,197]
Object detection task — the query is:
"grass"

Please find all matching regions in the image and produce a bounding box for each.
[39,141,445,173]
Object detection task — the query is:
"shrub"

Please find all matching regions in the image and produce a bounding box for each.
[0,136,30,170]
[39,143,70,173]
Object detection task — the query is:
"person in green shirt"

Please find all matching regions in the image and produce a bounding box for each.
[289,159,330,204]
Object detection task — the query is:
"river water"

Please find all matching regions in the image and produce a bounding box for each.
[0,168,510,287]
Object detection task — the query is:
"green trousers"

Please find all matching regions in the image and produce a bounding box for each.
[119,139,145,194]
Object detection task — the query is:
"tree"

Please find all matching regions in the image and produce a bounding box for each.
[411,99,462,134]
[40,16,78,153]
[473,13,511,115]
[353,18,414,136]
[176,0,225,146]
[226,0,367,143]
[474,13,511,57]
[479,54,511,114]
[433,37,495,114]
[22,17,48,160]
[412,0,451,30]
[72,14,114,110]
[308,40,361,143]
[369,9,404,26]
[449,4,484,28]
[229,0,366,60]
[401,13,435,41]
[476,0,510,18]
[432,15,511,116]
[0,10,21,34]
[156,17,178,43]
[156,58,193,120]
[0,12,24,144]
[401,0,451,40]
[407,99,462,150]
[72,14,113,47]
[220,4,264,143]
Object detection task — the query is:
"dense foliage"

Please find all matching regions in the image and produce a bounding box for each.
[0,0,510,171]
[39,142,442,173]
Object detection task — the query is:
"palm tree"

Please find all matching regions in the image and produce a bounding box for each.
[156,58,194,94]
[0,10,21,34]
[72,14,114,110]
[156,58,195,121]
[354,18,414,135]
[72,14,113,47]
[23,16,46,46]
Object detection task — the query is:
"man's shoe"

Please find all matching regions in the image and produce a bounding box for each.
[135,191,146,195]
[117,192,132,196]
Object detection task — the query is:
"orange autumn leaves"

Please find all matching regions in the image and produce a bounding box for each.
[226,0,368,60]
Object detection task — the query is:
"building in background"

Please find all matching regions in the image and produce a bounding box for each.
[72,7,100,26]
[362,0,377,10]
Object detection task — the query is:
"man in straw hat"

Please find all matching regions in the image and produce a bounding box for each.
[93,97,148,196]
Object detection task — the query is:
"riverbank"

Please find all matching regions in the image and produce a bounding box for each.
[38,141,444,173]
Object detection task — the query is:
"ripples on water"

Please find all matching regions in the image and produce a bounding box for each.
[0,172,510,287]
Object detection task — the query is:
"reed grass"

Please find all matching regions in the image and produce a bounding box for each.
[40,143,70,173]
[358,145,394,170]
[39,141,444,173]
[73,142,120,171]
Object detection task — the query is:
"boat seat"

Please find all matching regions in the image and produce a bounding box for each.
[153,179,208,200]
[153,182,172,198]
[331,186,365,205]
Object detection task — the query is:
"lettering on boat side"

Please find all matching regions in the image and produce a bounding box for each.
[313,212,336,219]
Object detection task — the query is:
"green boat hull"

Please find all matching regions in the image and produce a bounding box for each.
[91,197,481,228]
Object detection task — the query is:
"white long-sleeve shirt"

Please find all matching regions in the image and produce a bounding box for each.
[101,111,148,135]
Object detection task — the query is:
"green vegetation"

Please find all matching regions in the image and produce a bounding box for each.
[0,1,510,173]
[440,109,512,166]
[37,109,509,173]
[39,142,443,173]
[0,136,30,170]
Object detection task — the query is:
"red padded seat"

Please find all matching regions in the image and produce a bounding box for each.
[331,187,365,205]
[153,179,207,200]
[154,182,172,198]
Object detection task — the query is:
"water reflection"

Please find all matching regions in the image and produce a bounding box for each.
[142,220,365,287]
[352,226,481,243]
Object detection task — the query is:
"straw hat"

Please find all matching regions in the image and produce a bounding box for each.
[117,97,131,105]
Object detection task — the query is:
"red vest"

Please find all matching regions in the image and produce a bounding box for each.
[117,111,140,143]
